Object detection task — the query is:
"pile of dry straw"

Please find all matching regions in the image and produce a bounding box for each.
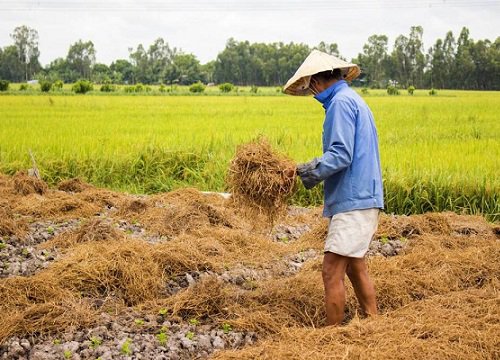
[227,138,297,221]
[0,168,498,359]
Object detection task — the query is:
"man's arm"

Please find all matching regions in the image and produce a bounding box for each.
[297,100,356,189]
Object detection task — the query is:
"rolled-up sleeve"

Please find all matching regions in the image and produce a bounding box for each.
[308,99,356,182]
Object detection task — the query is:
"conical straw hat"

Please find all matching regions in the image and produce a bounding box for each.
[283,49,360,96]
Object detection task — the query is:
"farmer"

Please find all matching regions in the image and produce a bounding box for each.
[283,50,384,326]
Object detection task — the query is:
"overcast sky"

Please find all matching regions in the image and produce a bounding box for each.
[1,0,499,66]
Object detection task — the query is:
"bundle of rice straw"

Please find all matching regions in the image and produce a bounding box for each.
[13,171,48,195]
[227,138,297,221]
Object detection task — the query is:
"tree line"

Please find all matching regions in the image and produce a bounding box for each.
[0,25,498,90]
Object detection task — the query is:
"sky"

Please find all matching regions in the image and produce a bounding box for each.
[0,0,499,66]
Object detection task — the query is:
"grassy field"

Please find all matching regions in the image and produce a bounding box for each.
[0,89,498,220]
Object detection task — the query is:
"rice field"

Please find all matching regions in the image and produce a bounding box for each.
[0,89,498,220]
[1,89,499,358]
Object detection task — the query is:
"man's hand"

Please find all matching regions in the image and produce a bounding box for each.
[297,158,321,189]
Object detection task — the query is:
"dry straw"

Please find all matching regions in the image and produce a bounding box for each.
[161,227,499,334]
[40,217,126,250]
[227,138,297,222]
[295,211,496,252]
[1,172,498,358]
[75,187,128,209]
[13,192,99,220]
[133,188,245,237]
[1,218,498,344]
[12,171,48,195]
[0,205,26,237]
[57,178,92,193]
[213,286,499,360]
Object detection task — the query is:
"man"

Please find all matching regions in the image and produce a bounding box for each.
[283,50,384,326]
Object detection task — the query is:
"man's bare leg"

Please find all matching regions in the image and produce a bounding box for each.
[322,252,350,326]
[346,258,377,316]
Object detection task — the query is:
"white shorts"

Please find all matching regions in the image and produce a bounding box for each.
[325,208,380,258]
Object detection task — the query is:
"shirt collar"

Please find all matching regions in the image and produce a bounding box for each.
[314,80,348,109]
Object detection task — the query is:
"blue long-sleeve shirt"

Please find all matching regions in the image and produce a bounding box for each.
[304,80,384,217]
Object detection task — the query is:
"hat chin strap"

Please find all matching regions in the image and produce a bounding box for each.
[309,81,320,96]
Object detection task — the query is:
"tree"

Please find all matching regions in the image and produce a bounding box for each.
[428,38,446,89]
[3,24,499,90]
[200,61,215,84]
[388,26,426,88]
[10,25,41,81]
[316,42,341,57]
[357,35,389,87]
[0,45,24,82]
[213,39,311,86]
[468,38,499,90]
[391,34,410,86]
[129,38,177,84]
[387,26,427,88]
[484,37,500,90]
[163,53,204,85]
[92,63,111,83]
[453,27,475,89]
[148,38,176,82]
[442,31,456,87]
[128,44,149,83]
[424,31,457,89]
[110,59,135,84]
[425,30,498,90]
[66,40,96,80]
[407,26,426,87]
[45,57,73,82]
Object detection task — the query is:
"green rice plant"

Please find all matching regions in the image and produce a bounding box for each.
[120,338,132,355]
[156,330,168,346]
[158,308,167,316]
[221,323,232,334]
[90,336,102,349]
[0,90,498,220]
[188,318,200,326]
